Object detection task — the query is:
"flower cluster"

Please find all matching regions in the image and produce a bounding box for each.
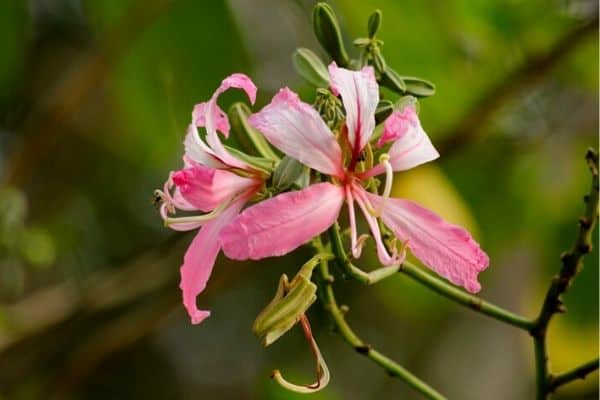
[156,63,489,326]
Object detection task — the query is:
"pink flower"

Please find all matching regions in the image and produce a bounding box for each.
[157,74,265,324]
[220,63,488,293]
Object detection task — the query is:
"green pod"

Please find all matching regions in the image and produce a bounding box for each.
[292,48,329,87]
[312,2,349,67]
[272,156,309,191]
[367,9,382,39]
[252,274,318,347]
[228,103,280,161]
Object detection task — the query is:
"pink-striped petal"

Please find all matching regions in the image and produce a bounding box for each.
[220,183,345,260]
[180,195,248,324]
[172,164,259,212]
[249,88,344,177]
[366,192,489,293]
[183,124,225,169]
[328,63,378,155]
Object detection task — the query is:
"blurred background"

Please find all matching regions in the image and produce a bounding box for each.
[0,0,598,399]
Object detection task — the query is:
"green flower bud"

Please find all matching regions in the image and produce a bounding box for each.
[228,102,280,162]
[312,2,349,67]
[272,156,309,191]
[292,48,329,87]
[367,9,382,39]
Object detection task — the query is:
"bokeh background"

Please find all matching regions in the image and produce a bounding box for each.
[0,0,598,399]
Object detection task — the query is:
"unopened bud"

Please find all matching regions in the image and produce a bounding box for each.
[312,2,349,66]
[292,48,329,87]
[367,9,382,38]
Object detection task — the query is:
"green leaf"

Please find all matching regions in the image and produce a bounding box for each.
[312,2,349,67]
[292,48,329,88]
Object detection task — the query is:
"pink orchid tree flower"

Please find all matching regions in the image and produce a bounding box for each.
[220,63,489,293]
[156,74,267,324]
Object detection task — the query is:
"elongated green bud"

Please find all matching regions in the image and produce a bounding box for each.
[272,156,309,191]
[228,103,280,162]
[401,76,436,97]
[312,2,349,66]
[292,48,329,87]
[367,9,382,38]
[379,67,407,93]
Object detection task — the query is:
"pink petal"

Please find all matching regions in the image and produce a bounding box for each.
[385,106,439,171]
[193,102,230,136]
[249,88,344,178]
[180,195,248,324]
[183,124,225,169]
[172,164,259,212]
[220,183,345,260]
[194,73,258,170]
[366,192,489,293]
[328,62,378,155]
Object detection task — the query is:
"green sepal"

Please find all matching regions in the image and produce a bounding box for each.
[224,145,276,174]
[312,2,349,67]
[228,103,281,162]
[272,156,309,191]
[367,9,382,39]
[292,48,329,88]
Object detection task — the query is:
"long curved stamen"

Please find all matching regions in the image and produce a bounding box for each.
[346,185,368,258]
[271,315,330,393]
[379,153,393,199]
[163,199,231,227]
[354,188,404,266]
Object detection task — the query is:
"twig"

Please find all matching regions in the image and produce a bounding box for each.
[531,149,599,399]
[437,16,598,156]
[399,261,534,330]
[312,237,446,400]
[328,224,533,330]
[548,358,599,392]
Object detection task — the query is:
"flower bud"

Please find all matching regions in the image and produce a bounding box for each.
[292,48,329,87]
[272,156,309,191]
[312,2,349,66]
[367,9,382,38]
[228,102,280,162]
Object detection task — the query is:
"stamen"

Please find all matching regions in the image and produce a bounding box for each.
[163,199,231,227]
[379,153,393,199]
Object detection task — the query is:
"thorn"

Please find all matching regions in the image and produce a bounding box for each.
[578,243,592,254]
[340,304,350,314]
[355,345,371,355]
[556,303,567,313]
[578,217,592,229]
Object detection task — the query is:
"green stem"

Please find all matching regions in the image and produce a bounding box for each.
[313,237,446,400]
[329,222,533,330]
[548,358,599,391]
[531,149,599,399]
[400,261,535,330]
